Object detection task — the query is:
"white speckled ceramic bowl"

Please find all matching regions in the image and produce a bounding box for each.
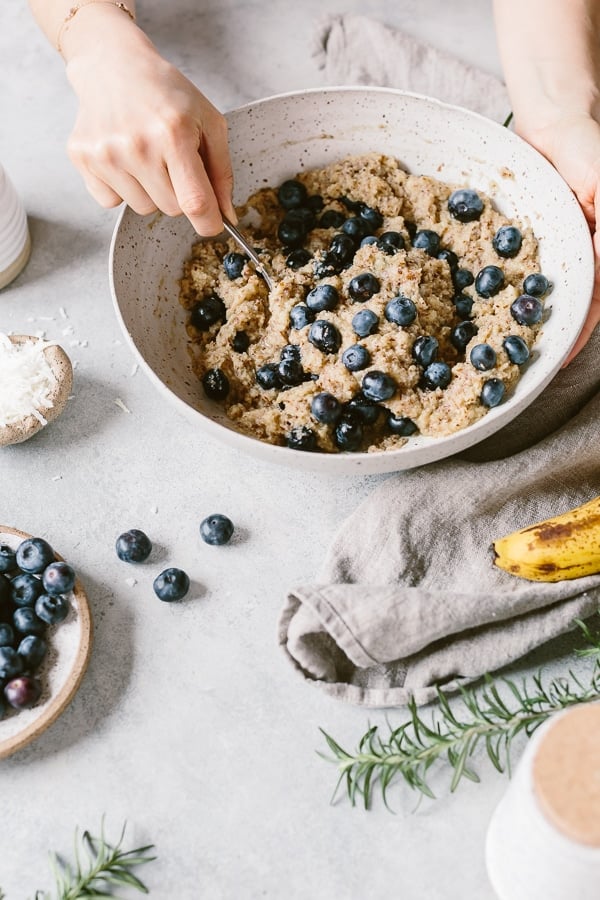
[110,87,594,474]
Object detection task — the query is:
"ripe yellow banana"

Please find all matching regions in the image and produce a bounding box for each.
[492,495,600,582]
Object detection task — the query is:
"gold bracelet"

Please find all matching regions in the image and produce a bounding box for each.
[56,1,136,57]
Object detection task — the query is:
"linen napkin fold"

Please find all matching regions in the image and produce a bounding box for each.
[278,16,600,707]
[312,13,510,121]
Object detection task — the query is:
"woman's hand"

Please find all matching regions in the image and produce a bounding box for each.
[63,8,235,235]
[518,114,600,364]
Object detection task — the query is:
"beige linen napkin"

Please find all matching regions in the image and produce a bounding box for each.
[278,16,600,707]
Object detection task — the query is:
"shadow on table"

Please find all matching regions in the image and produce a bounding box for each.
[5,215,108,291]
[2,571,136,765]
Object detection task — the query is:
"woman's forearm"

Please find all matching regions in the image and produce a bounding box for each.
[493,0,600,137]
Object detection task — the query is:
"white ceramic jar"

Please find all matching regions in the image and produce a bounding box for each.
[486,703,600,899]
[0,162,31,290]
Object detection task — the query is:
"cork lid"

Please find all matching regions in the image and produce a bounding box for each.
[532,704,600,847]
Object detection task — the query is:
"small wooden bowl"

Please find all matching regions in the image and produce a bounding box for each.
[0,335,73,447]
[0,526,93,758]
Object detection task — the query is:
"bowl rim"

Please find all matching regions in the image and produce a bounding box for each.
[109,86,595,470]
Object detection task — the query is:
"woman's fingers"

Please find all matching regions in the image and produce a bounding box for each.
[563,226,600,366]
[166,136,225,236]
[199,115,236,223]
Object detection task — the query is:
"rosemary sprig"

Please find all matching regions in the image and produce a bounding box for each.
[29,820,156,900]
[320,616,600,809]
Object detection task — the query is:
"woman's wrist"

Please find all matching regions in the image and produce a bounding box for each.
[60,2,147,66]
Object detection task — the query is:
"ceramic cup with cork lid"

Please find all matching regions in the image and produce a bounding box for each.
[0,162,31,290]
[485,703,600,899]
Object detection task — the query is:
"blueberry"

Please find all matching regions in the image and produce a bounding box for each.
[387,414,418,436]
[285,207,317,232]
[359,205,383,229]
[11,573,43,608]
[306,284,339,312]
[385,295,417,326]
[422,362,452,390]
[376,231,405,254]
[35,594,69,625]
[413,229,441,257]
[470,343,497,371]
[523,273,550,297]
[202,368,229,401]
[480,378,506,408]
[306,195,324,213]
[286,426,317,452]
[289,305,315,330]
[4,675,41,710]
[361,371,396,402]
[278,217,306,248]
[15,538,54,575]
[453,294,474,319]
[278,179,308,210]
[115,529,152,563]
[503,335,530,365]
[200,514,235,546]
[475,265,505,298]
[232,330,250,353]
[334,413,364,452]
[0,545,16,574]
[280,344,301,361]
[437,249,459,271]
[453,268,474,291]
[311,392,342,425]
[308,320,342,355]
[450,320,478,352]
[42,561,75,596]
[313,252,342,279]
[13,607,46,637]
[510,294,543,325]
[342,345,371,372]
[319,209,346,229]
[352,309,379,338]
[493,226,522,258]
[286,249,312,270]
[360,235,378,248]
[17,635,47,671]
[0,646,23,680]
[278,357,304,386]
[345,393,382,426]
[404,221,418,241]
[190,293,226,331]
[0,574,11,606]
[153,568,190,602]
[0,624,14,647]
[329,233,356,267]
[223,251,247,280]
[412,335,439,367]
[256,363,282,390]
[448,188,484,222]
[340,195,363,213]
[342,216,370,241]
[348,273,380,302]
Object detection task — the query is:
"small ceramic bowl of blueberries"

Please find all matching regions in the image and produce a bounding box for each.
[110,87,594,474]
[0,527,92,758]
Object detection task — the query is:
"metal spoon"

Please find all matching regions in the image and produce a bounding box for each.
[222,216,274,291]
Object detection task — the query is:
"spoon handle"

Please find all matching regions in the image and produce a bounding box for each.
[222,217,274,291]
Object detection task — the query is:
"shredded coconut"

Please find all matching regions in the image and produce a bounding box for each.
[0,333,58,428]
[114,397,130,414]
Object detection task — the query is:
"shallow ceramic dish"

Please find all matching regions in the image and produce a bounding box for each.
[0,334,73,447]
[0,527,92,758]
[110,87,594,474]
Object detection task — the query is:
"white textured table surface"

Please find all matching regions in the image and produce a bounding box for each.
[0,2,582,898]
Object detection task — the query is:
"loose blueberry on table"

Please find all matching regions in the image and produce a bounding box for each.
[153,568,190,603]
[200,514,235,546]
[115,529,152,563]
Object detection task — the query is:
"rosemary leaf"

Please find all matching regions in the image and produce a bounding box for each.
[320,615,600,809]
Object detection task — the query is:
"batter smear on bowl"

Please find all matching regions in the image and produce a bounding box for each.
[178,153,548,453]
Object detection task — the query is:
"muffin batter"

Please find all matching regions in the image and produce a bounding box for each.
[179,153,546,453]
